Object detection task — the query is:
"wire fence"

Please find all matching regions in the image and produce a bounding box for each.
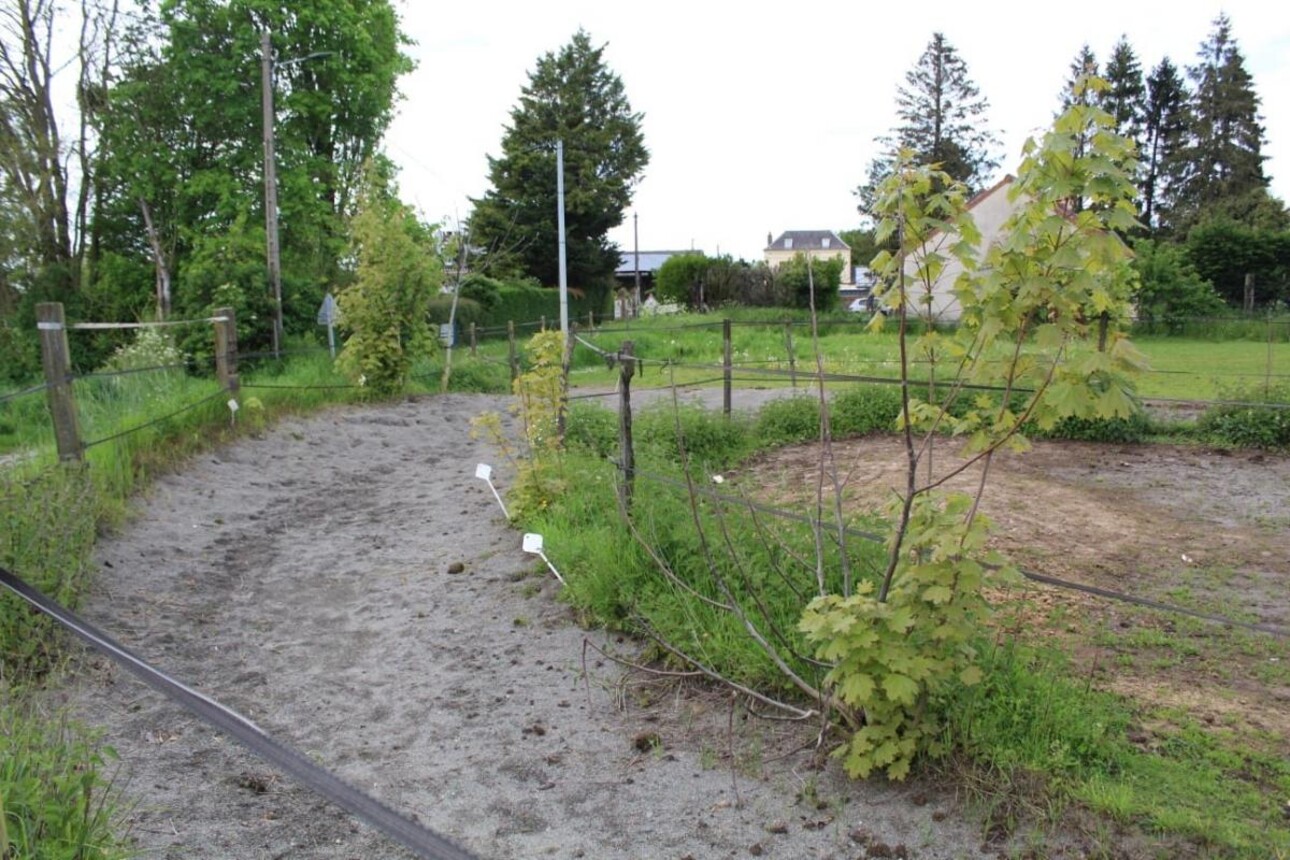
[610,459,1287,639]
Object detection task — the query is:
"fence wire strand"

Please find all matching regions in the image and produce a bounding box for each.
[0,381,51,405]
[607,460,1288,640]
[82,389,229,451]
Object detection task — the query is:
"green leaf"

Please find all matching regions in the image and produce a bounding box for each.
[959,665,984,686]
[838,672,876,705]
[922,584,953,605]
[882,673,920,706]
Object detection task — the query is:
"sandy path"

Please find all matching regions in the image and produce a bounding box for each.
[60,393,987,859]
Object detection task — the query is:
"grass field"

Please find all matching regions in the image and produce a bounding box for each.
[466,312,1290,403]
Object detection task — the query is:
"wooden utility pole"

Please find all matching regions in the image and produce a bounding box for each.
[261,29,283,359]
[36,303,82,462]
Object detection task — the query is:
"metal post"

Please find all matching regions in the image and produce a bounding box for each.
[36,303,82,462]
[214,306,240,393]
[262,29,283,359]
[723,318,732,418]
[556,139,569,340]
[633,212,641,315]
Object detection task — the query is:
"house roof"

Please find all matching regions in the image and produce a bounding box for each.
[766,230,849,252]
[615,250,701,276]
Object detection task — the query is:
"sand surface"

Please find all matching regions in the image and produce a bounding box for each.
[60,393,988,860]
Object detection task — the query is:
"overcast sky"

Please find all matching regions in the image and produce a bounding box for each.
[387,0,1289,264]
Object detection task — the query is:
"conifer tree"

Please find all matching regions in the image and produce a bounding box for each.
[1100,37,1145,153]
[469,30,648,290]
[1172,14,1269,229]
[1141,57,1188,233]
[855,33,998,218]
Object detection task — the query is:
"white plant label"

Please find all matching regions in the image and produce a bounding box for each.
[475,463,492,481]
[522,533,544,555]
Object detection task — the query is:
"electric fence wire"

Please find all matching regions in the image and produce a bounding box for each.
[0,381,51,405]
[0,564,480,860]
[72,361,196,383]
[81,389,230,451]
[236,346,334,362]
[611,459,1288,639]
[240,382,363,391]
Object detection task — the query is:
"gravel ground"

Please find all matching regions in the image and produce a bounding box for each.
[56,393,1000,860]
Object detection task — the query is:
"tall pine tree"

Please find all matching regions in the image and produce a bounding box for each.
[856,33,998,218]
[1100,37,1145,154]
[1141,57,1188,234]
[469,30,648,291]
[1172,14,1270,229]
[1053,45,1104,213]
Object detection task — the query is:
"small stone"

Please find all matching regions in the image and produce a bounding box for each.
[765,820,788,834]
[446,561,465,574]
[748,843,764,856]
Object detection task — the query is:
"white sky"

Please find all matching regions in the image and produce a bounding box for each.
[384,0,1290,264]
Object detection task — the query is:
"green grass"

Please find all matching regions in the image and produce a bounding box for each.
[523,397,1290,857]
[468,311,1290,405]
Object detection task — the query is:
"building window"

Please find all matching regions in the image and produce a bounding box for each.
[822,237,831,249]
[784,237,793,250]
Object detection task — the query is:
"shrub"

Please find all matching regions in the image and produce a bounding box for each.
[565,403,617,459]
[426,295,483,330]
[1030,411,1152,444]
[635,404,752,469]
[754,395,820,447]
[458,274,504,311]
[831,385,903,437]
[1199,399,1290,449]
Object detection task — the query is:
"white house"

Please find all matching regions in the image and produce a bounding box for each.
[898,176,1016,322]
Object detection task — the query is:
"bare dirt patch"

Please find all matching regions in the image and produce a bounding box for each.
[736,436,1290,745]
[55,395,1003,860]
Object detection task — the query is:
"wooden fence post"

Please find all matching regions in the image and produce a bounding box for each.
[469,322,477,357]
[722,317,732,418]
[540,314,547,332]
[214,306,239,393]
[785,321,797,388]
[507,320,520,382]
[36,302,82,463]
[587,310,595,331]
[617,340,636,516]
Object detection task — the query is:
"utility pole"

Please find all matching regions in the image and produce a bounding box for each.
[556,139,569,339]
[261,29,283,359]
[633,212,641,315]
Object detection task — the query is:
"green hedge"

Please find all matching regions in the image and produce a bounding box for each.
[477,283,609,331]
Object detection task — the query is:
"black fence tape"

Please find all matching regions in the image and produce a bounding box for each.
[0,565,479,860]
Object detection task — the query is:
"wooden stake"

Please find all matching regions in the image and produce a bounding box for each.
[36,303,82,462]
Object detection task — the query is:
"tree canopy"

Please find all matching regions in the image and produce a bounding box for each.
[856,32,998,219]
[1169,14,1270,231]
[469,29,648,298]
